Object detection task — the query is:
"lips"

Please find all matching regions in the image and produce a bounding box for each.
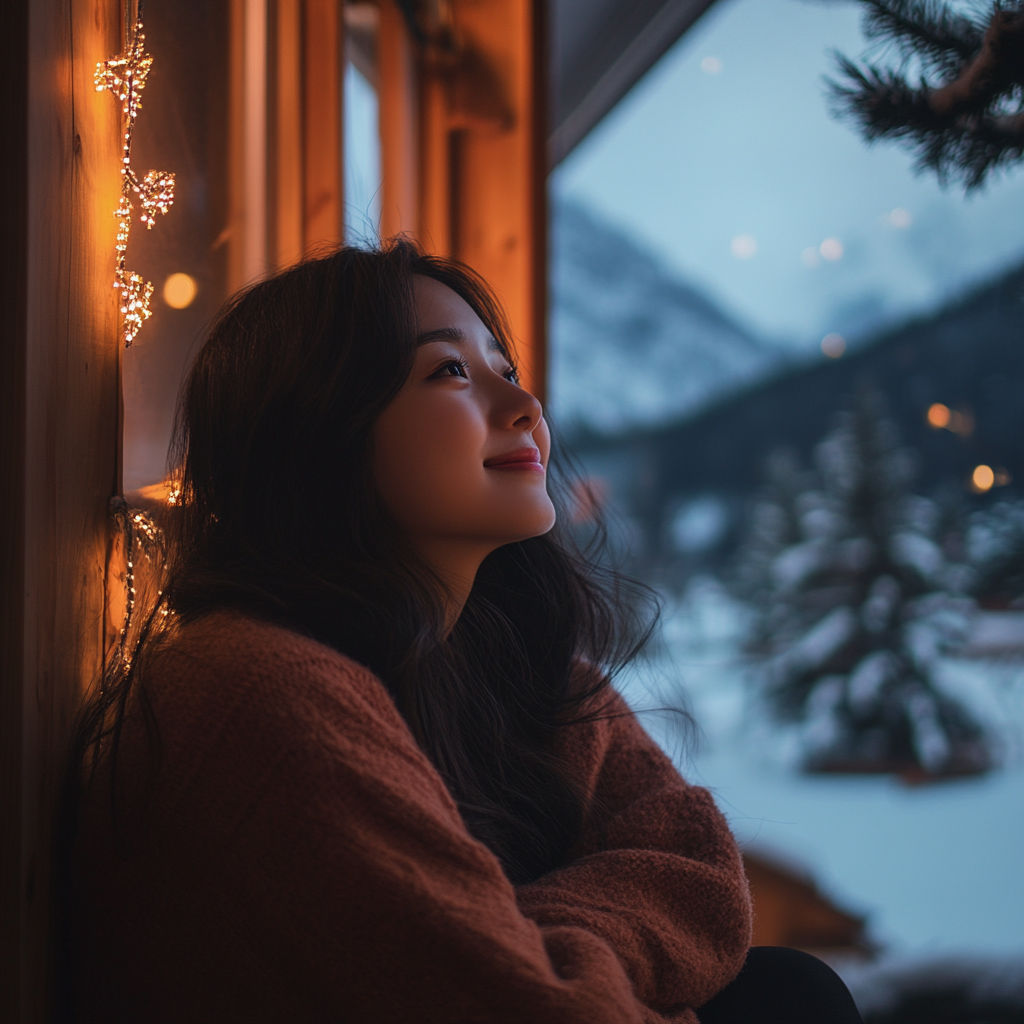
[483,447,544,471]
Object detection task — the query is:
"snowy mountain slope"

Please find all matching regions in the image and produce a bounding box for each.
[548,200,782,435]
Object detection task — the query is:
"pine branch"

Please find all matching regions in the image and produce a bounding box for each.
[860,0,983,74]
[829,1,1024,190]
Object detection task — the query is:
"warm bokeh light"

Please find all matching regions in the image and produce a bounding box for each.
[821,333,845,358]
[731,234,757,259]
[888,207,912,228]
[163,272,198,309]
[701,56,723,75]
[927,403,951,428]
[819,237,844,261]
[800,246,820,268]
[995,467,1013,487]
[971,464,995,493]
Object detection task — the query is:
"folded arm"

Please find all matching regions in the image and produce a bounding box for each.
[516,690,752,1013]
[123,625,736,1024]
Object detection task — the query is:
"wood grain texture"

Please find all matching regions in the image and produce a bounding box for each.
[379,0,419,240]
[0,0,121,1019]
[381,0,548,399]
[271,0,304,269]
[302,0,344,250]
[449,0,547,401]
[0,1,31,1019]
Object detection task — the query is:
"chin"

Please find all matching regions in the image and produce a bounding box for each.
[507,506,557,542]
[475,499,555,546]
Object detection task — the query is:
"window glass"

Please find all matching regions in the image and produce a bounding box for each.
[551,0,1024,963]
[344,61,381,244]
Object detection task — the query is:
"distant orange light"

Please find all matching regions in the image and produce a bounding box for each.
[927,403,951,429]
[163,272,197,309]
[995,467,1013,487]
[821,333,846,358]
[971,465,995,493]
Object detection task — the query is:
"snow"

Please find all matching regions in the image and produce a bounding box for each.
[844,953,1024,1018]
[615,577,1024,956]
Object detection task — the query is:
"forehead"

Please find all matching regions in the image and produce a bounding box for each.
[412,275,485,333]
[412,275,502,353]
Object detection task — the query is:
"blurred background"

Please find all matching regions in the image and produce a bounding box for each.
[122,1,1024,1018]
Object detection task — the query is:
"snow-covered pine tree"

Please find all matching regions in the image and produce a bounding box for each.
[967,499,1024,606]
[739,388,992,779]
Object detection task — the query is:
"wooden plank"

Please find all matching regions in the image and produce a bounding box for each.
[271,0,304,269]
[0,1,31,1019]
[227,0,248,291]
[378,0,419,240]
[302,0,344,249]
[377,0,548,397]
[447,0,548,400]
[0,0,122,1019]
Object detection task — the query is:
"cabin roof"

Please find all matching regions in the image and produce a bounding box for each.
[550,0,718,165]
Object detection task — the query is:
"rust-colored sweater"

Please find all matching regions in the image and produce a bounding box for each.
[71,610,751,1023]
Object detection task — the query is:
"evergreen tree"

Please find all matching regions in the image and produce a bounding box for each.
[967,499,1024,605]
[738,389,992,779]
[830,0,1024,190]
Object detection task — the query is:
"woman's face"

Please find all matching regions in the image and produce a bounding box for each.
[374,275,556,579]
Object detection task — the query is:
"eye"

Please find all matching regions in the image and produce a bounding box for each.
[503,366,520,385]
[433,357,469,379]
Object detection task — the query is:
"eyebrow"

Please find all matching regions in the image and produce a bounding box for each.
[416,326,503,353]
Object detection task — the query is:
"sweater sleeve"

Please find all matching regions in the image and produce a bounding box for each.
[515,689,753,1015]
[73,614,725,1024]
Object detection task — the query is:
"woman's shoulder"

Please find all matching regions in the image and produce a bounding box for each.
[142,608,398,742]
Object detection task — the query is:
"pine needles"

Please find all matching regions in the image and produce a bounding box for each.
[829,1,1024,190]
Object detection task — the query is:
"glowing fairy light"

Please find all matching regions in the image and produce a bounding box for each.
[95,1,175,347]
[109,498,171,669]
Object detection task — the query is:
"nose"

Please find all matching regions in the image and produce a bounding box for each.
[494,374,543,433]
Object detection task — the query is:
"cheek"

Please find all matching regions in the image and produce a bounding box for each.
[373,393,487,531]
[534,416,551,464]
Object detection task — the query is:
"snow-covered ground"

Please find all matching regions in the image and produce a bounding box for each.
[616,577,1024,958]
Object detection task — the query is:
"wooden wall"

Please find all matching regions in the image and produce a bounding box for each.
[378,0,549,400]
[0,1,122,1019]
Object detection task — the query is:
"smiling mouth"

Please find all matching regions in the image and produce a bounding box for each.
[484,447,544,471]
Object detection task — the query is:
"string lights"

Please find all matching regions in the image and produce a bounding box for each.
[95,0,175,346]
[108,499,170,668]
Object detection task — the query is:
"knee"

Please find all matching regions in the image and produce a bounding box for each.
[699,945,863,1024]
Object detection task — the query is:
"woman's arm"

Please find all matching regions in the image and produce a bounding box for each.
[515,689,752,1014]
[74,614,707,1024]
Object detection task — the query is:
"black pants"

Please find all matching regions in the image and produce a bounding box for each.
[698,946,864,1024]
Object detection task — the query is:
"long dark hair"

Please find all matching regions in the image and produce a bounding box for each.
[73,239,656,885]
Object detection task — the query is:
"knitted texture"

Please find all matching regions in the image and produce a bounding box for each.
[71,610,751,1023]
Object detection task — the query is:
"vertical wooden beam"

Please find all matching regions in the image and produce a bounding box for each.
[0,2,30,1020]
[0,0,122,1019]
[227,0,248,291]
[378,0,418,240]
[446,0,548,400]
[302,0,344,249]
[271,0,304,269]
[378,0,548,398]
[243,0,268,281]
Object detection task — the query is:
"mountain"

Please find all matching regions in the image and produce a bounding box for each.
[548,200,781,435]
[574,257,1024,564]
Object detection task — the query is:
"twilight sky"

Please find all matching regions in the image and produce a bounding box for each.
[554,0,1024,351]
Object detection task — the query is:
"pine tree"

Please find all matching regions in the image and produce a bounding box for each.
[739,389,992,779]
[967,499,1024,605]
[830,0,1024,190]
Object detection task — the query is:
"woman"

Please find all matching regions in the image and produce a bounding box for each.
[66,241,862,1023]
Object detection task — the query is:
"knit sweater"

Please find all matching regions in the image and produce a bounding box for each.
[70,610,752,1023]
